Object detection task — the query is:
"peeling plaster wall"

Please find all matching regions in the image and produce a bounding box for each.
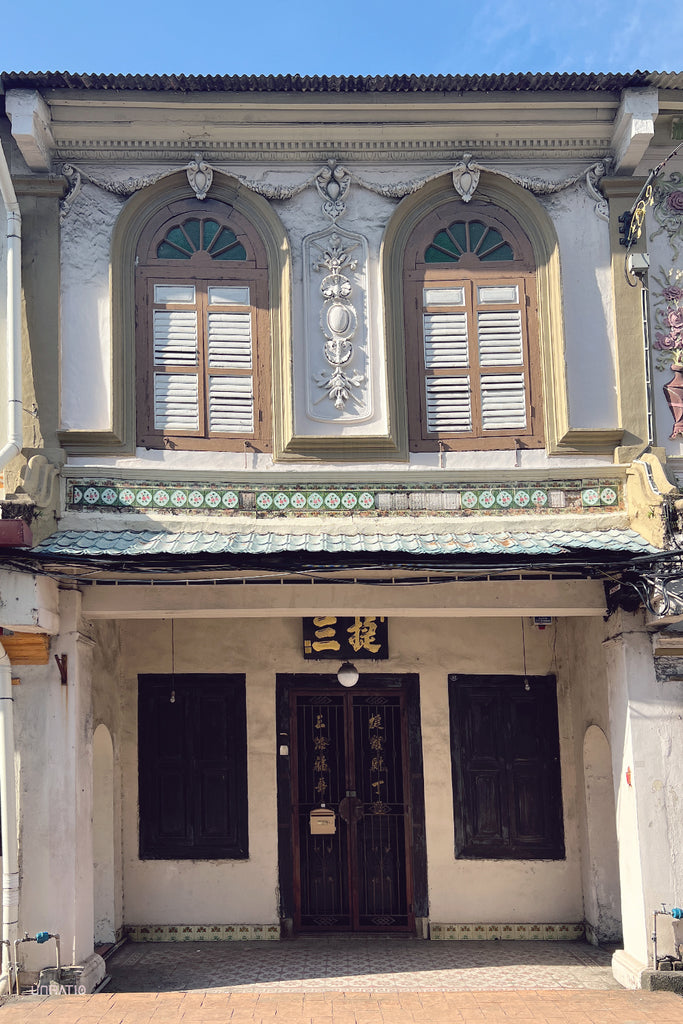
[603,613,683,968]
[119,615,584,927]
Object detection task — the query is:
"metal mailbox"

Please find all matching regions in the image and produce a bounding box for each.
[309,806,336,835]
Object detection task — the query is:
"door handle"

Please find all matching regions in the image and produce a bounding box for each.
[338,796,364,824]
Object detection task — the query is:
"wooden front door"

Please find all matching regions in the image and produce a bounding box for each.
[291,684,414,932]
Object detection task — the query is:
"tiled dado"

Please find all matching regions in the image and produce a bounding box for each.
[429,922,585,940]
[126,924,280,941]
[66,480,623,516]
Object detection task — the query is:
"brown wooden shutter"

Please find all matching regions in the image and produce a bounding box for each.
[449,675,565,860]
[138,674,248,859]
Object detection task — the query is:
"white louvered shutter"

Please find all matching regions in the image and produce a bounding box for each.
[419,278,530,438]
[208,376,254,433]
[154,374,200,431]
[423,312,468,368]
[425,376,472,432]
[480,374,527,429]
[206,288,255,434]
[152,287,200,432]
[476,285,527,431]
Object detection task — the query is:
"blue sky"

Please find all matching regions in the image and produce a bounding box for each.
[2,0,681,76]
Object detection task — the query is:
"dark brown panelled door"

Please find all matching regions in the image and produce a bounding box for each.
[292,687,413,932]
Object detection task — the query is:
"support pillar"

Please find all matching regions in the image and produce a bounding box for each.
[16,589,104,990]
[603,609,683,987]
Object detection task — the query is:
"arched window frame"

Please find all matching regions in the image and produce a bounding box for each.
[57,172,291,457]
[135,197,271,451]
[381,173,607,458]
[403,200,543,452]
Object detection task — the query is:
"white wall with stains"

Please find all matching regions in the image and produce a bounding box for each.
[114,614,583,927]
[58,158,619,471]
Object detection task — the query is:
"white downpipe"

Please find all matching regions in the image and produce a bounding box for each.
[0,140,22,994]
[0,139,22,471]
[0,644,19,995]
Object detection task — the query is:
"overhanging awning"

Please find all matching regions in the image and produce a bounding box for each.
[30,527,659,560]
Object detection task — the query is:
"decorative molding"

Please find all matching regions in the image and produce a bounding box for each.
[315,161,351,220]
[16,455,60,508]
[52,138,615,163]
[127,924,280,942]
[5,90,55,171]
[308,230,367,415]
[430,922,585,941]
[610,87,658,174]
[60,156,216,220]
[352,158,610,219]
[11,176,68,199]
[65,476,624,516]
[550,428,625,456]
[60,155,611,222]
[186,155,213,200]
[653,172,683,259]
[57,429,134,457]
[452,154,480,202]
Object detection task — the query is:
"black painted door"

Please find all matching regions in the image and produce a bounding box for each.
[292,688,413,931]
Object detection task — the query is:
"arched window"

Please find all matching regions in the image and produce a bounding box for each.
[135,197,271,451]
[403,201,543,451]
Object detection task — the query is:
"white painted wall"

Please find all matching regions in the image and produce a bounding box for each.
[59,158,618,472]
[116,614,584,927]
[602,610,683,979]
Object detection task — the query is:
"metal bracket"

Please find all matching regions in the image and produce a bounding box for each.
[54,654,67,686]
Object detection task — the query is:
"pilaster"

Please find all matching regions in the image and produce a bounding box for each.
[602,609,683,985]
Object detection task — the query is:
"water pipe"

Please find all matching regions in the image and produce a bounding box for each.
[651,905,683,969]
[0,644,19,996]
[13,932,60,995]
[0,134,23,472]
[0,138,23,998]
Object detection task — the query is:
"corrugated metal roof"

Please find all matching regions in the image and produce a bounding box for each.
[2,71,682,95]
[33,528,659,558]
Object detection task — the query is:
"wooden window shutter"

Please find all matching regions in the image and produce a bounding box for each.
[404,201,542,452]
[135,198,271,452]
[449,675,565,860]
[138,674,248,860]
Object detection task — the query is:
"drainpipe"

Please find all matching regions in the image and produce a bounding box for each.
[0,137,23,995]
[0,136,22,472]
[0,644,19,995]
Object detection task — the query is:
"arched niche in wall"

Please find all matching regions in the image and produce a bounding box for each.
[93,723,116,945]
[583,724,622,945]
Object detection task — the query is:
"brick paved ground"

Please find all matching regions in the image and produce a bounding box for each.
[0,939,682,1024]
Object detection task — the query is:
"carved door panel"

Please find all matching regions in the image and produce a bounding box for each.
[292,689,413,932]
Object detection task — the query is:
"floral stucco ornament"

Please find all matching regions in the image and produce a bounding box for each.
[653,172,683,259]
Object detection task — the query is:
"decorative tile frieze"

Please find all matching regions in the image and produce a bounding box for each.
[429,922,584,941]
[126,924,281,942]
[66,479,623,515]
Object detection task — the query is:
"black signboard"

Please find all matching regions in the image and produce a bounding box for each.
[302,616,389,660]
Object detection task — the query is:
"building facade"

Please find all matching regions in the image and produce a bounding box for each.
[1,71,683,991]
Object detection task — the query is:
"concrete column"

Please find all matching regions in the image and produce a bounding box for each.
[16,588,103,989]
[603,609,683,987]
